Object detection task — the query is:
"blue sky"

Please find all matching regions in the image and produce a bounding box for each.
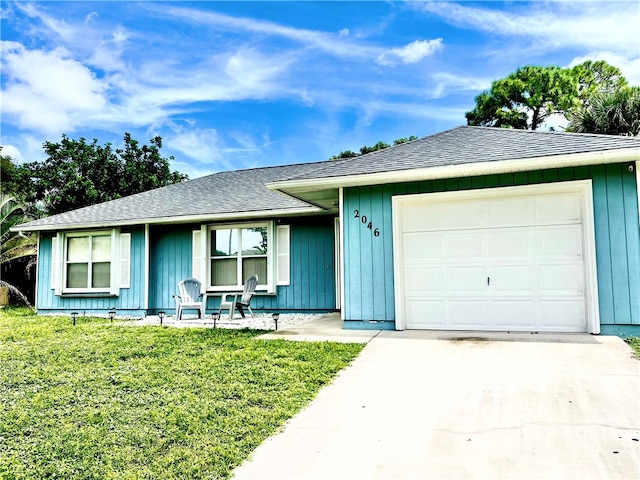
[1,1,639,179]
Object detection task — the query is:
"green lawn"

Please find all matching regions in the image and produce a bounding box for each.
[0,309,364,479]
[625,336,640,359]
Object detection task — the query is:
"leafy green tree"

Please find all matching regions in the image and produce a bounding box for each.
[330,137,416,160]
[567,86,640,136]
[15,134,188,216]
[0,194,36,308]
[393,136,418,145]
[360,141,390,155]
[465,65,578,130]
[330,150,358,160]
[571,60,628,105]
[1,150,21,197]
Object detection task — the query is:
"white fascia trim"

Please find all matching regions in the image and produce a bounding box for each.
[269,148,640,194]
[143,224,150,311]
[34,232,41,311]
[15,207,324,232]
[338,188,345,320]
[636,161,640,229]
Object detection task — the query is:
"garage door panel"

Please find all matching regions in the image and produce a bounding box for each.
[449,266,487,292]
[486,230,532,257]
[537,300,586,331]
[403,233,443,262]
[491,300,536,328]
[404,267,443,294]
[448,232,484,258]
[440,200,488,230]
[536,226,583,257]
[535,193,582,223]
[403,200,488,232]
[488,196,535,226]
[538,264,584,294]
[448,301,489,327]
[406,300,445,327]
[490,265,535,292]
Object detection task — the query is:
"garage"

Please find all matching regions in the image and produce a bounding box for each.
[392,181,600,333]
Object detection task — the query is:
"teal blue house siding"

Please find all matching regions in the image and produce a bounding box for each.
[147,217,337,314]
[343,163,640,333]
[36,228,146,315]
[36,218,337,316]
[148,225,196,314]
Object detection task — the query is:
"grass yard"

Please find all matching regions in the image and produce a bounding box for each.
[0,309,364,479]
[626,336,640,359]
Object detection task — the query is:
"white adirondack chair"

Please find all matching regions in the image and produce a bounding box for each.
[173,277,205,320]
[218,274,259,320]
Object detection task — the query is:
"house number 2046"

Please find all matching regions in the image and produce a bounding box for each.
[353,210,380,237]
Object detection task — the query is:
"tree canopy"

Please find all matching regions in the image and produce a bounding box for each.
[330,136,417,160]
[567,86,640,136]
[465,60,629,131]
[571,60,628,105]
[14,133,188,216]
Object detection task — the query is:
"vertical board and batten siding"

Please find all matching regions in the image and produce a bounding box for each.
[343,163,640,332]
[147,217,336,313]
[148,225,196,313]
[36,228,146,314]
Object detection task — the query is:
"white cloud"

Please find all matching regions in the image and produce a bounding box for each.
[87,26,130,72]
[429,72,492,98]
[378,39,443,66]
[0,135,47,164]
[417,1,639,56]
[224,49,290,90]
[16,2,79,43]
[0,144,24,162]
[159,4,442,66]
[1,42,106,135]
[167,128,224,165]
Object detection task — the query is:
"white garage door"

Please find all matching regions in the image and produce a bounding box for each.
[393,183,597,333]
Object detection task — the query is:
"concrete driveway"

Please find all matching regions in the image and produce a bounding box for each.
[233,330,640,480]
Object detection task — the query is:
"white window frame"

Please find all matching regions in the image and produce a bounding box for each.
[53,229,129,296]
[207,221,275,293]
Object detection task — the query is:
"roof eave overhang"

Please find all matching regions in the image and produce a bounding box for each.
[267,148,640,195]
[14,206,325,233]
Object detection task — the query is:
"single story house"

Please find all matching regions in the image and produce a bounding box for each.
[16,127,640,336]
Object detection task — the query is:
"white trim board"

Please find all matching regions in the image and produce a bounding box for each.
[636,161,640,229]
[392,180,600,334]
[339,188,345,320]
[270,148,640,194]
[15,207,325,232]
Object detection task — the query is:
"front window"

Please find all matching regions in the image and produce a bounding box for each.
[210,225,268,289]
[65,234,112,290]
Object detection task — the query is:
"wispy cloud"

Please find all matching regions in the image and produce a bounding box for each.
[416,1,639,55]
[159,4,443,66]
[429,72,492,99]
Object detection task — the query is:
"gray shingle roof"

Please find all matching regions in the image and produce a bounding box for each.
[278,126,640,182]
[18,126,640,231]
[18,163,328,230]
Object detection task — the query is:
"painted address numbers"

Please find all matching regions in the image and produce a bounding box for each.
[353,209,380,237]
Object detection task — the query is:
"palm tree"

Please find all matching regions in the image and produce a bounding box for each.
[1,194,37,308]
[567,86,640,136]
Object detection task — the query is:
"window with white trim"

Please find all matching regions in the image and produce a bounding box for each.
[66,234,112,289]
[51,230,130,295]
[209,223,270,290]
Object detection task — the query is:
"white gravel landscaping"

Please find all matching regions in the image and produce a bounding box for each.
[126,312,326,330]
